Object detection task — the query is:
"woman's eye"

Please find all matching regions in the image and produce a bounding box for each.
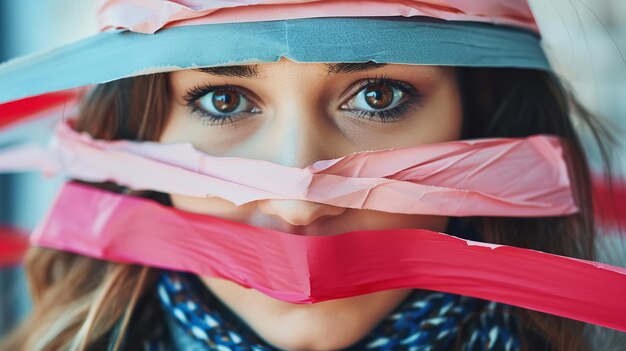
[184,85,260,125]
[341,78,422,122]
[354,83,403,110]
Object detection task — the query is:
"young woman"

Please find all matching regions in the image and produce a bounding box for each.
[0,1,622,350]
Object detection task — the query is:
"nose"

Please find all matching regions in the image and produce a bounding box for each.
[251,85,350,227]
[258,199,346,227]
[255,114,348,227]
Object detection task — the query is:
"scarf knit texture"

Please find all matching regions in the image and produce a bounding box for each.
[146,270,521,351]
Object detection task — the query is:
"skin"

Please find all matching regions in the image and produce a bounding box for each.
[160,58,462,351]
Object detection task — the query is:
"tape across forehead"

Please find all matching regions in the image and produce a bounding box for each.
[0,122,576,216]
[31,182,626,332]
[0,0,549,105]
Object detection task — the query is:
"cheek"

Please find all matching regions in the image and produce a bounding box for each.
[159,104,207,144]
[404,215,449,233]
[348,210,450,234]
[417,70,463,143]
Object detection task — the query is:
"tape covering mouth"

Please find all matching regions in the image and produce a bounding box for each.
[31,182,626,332]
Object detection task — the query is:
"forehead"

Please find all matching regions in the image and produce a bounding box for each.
[170,60,452,81]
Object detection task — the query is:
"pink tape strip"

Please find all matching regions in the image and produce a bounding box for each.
[0,122,577,216]
[32,182,626,332]
[97,0,539,34]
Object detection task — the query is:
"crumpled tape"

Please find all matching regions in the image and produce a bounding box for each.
[0,122,577,216]
[98,0,539,34]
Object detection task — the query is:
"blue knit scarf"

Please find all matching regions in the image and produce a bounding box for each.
[149,271,521,351]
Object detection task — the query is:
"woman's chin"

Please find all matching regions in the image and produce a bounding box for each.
[199,276,413,351]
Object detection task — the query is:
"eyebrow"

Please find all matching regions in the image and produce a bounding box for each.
[193,61,388,78]
[325,62,388,74]
[194,65,260,78]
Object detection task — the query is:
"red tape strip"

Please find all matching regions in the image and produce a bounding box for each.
[0,91,78,131]
[0,226,29,267]
[30,183,626,332]
[593,175,626,232]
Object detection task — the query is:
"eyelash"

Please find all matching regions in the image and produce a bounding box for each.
[345,75,423,123]
[182,76,423,126]
[183,83,256,126]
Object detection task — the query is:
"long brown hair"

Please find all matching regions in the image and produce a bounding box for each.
[1,67,617,350]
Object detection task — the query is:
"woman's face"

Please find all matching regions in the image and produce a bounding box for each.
[160,58,462,351]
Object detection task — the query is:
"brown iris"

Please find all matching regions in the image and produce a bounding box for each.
[364,84,394,109]
[212,88,241,113]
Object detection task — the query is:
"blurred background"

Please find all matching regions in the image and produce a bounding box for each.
[0,0,625,340]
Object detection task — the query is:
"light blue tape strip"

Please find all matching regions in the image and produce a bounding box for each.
[0,17,549,104]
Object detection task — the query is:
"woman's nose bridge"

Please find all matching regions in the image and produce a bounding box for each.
[265,101,333,169]
[257,97,347,227]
